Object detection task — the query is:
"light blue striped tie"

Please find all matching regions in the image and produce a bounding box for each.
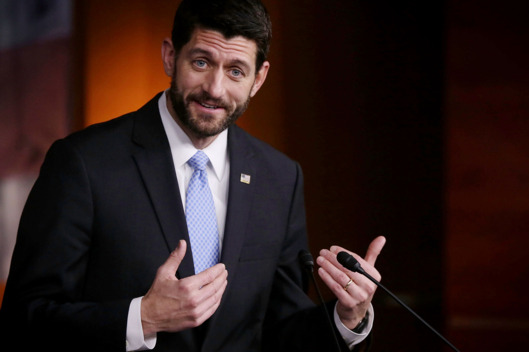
[185,151,220,274]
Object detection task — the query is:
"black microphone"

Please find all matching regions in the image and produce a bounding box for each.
[298,250,343,352]
[336,251,460,352]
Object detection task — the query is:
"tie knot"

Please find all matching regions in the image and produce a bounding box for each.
[188,150,209,171]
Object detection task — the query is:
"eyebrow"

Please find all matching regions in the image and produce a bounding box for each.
[188,48,253,73]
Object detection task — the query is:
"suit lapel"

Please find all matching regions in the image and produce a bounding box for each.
[130,94,195,279]
[220,126,257,272]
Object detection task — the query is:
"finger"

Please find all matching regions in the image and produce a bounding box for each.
[317,265,344,297]
[196,278,228,322]
[186,269,228,322]
[329,245,382,283]
[320,250,379,302]
[319,248,357,277]
[317,265,356,303]
[201,273,228,305]
[194,263,227,289]
[330,236,386,269]
[364,236,386,266]
[318,254,377,312]
[317,250,361,291]
[329,245,352,258]
[159,240,187,278]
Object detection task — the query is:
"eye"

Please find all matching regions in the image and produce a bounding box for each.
[193,59,207,69]
[230,68,244,79]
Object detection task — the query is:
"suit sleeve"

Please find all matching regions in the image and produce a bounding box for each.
[258,162,339,351]
[0,138,130,351]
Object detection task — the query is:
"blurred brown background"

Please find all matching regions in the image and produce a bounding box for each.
[1,0,528,351]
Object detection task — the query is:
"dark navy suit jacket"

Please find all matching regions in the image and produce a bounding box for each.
[1,93,358,351]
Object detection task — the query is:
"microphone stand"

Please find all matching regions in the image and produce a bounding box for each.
[299,250,343,352]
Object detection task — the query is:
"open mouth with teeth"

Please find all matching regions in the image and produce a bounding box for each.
[200,102,220,109]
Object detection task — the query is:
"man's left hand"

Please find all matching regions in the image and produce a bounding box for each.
[316,236,386,330]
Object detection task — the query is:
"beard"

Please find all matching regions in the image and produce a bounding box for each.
[169,76,251,138]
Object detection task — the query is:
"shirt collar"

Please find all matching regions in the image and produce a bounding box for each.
[158,90,228,182]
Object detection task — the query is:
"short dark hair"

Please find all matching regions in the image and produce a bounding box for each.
[171,0,272,72]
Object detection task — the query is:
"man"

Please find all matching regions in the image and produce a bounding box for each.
[0,1,385,351]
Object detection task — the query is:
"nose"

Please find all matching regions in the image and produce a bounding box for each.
[202,69,225,99]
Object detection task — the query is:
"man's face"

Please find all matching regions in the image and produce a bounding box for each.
[167,28,269,138]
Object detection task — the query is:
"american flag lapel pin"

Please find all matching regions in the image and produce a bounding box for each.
[240,173,251,184]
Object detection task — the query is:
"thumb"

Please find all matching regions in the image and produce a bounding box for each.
[159,240,187,278]
[364,236,386,266]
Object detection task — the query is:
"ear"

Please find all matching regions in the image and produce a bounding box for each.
[250,61,270,97]
[162,38,176,77]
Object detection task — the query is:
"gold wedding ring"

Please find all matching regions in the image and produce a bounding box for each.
[343,278,354,292]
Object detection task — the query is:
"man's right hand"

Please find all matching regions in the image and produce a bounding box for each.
[140,240,228,336]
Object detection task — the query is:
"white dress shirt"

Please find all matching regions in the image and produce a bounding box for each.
[125,91,372,350]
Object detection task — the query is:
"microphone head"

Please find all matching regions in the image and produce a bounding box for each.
[298,249,314,268]
[337,251,361,272]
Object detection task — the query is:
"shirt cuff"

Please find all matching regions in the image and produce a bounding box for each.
[334,303,374,349]
[126,297,157,351]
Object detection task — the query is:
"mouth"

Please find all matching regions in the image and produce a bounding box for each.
[193,99,228,116]
[199,102,220,110]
